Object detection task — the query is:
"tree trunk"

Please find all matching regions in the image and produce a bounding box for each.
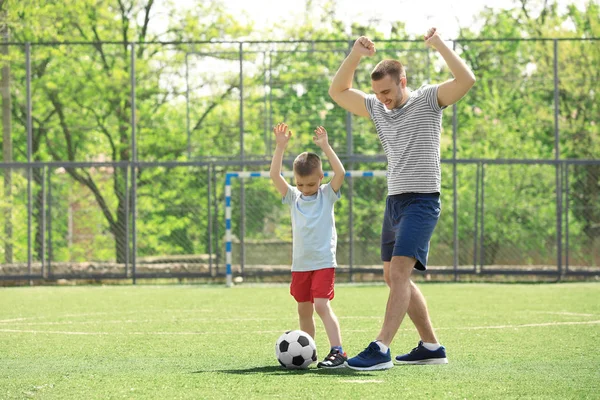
[111,166,128,264]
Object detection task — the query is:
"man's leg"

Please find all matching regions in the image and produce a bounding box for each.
[407,280,438,343]
[346,256,413,371]
[376,255,415,345]
[382,262,438,343]
[383,261,437,343]
[382,263,447,365]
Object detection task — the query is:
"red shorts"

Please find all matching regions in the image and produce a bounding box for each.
[290,268,335,303]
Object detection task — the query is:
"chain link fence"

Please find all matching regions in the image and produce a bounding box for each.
[0,38,598,282]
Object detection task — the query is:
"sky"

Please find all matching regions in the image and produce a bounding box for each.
[210,0,588,38]
[219,0,512,37]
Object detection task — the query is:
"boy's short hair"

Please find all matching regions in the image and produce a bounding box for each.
[293,152,322,176]
[371,59,406,84]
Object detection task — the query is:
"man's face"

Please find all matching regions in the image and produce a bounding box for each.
[372,74,404,109]
[294,172,323,196]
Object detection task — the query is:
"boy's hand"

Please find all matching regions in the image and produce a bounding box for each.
[273,122,292,147]
[313,126,330,149]
[424,27,443,49]
[351,36,376,57]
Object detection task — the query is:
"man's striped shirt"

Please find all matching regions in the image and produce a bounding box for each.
[365,84,444,195]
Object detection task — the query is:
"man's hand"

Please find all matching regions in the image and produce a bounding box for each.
[273,122,292,148]
[424,27,444,49]
[351,36,376,57]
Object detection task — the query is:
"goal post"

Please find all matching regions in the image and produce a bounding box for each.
[224,170,387,287]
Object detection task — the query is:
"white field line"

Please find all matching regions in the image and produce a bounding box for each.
[1,320,599,336]
[0,309,215,324]
[0,315,386,326]
[532,311,595,317]
[438,320,600,330]
[2,309,595,325]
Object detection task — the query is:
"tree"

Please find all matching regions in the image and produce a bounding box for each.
[3,0,252,263]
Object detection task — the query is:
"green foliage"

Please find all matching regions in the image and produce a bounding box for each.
[0,0,598,266]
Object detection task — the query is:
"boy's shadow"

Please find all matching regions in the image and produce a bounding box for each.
[192,365,374,376]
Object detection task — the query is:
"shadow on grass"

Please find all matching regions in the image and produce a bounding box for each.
[192,365,376,376]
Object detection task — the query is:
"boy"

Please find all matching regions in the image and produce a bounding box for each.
[269,122,346,369]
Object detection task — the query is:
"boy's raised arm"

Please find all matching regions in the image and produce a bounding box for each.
[313,126,345,193]
[269,123,292,197]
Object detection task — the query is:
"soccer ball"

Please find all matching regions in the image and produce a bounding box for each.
[275,330,317,369]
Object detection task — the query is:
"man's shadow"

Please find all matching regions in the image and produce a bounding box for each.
[192,365,374,376]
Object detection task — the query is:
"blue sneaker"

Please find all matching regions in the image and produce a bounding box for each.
[346,342,394,371]
[395,341,448,365]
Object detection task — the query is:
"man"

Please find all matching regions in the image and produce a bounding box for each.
[328,28,475,370]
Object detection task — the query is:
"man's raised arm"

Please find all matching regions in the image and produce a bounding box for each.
[425,28,476,107]
[328,37,375,118]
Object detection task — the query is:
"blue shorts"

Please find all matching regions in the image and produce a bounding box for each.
[380,193,441,271]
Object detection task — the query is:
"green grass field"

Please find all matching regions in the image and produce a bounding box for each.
[1,282,599,399]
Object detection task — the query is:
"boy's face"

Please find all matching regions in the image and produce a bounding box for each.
[294,172,323,196]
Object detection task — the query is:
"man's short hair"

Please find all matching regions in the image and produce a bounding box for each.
[371,59,406,84]
[293,152,322,176]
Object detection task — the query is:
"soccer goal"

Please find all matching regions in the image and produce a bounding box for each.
[224,170,387,287]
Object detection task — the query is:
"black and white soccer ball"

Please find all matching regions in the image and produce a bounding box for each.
[275,330,317,369]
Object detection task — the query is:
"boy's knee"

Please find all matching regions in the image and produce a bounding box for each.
[297,302,314,318]
[313,300,331,316]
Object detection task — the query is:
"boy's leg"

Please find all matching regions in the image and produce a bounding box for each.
[310,268,340,347]
[291,271,316,339]
[313,298,341,348]
[297,302,315,339]
[311,268,347,368]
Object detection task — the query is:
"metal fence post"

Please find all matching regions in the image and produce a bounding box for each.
[239,42,246,275]
[185,52,191,160]
[564,162,569,273]
[553,39,562,278]
[208,163,213,274]
[452,40,459,281]
[345,39,355,281]
[41,165,46,278]
[47,167,52,276]
[479,163,485,270]
[473,163,480,272]
[130,42,138,284]
[25,42,32,281]
[213,166,219,273]
[125,163,129,278]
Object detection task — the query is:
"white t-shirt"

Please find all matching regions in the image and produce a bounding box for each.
[282,182,341,272]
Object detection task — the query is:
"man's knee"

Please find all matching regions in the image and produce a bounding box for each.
[389,256,415,281]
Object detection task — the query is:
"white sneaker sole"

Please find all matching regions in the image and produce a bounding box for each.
[317,363,347,369]
[394,358,448,365]
[344,361,394,371]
